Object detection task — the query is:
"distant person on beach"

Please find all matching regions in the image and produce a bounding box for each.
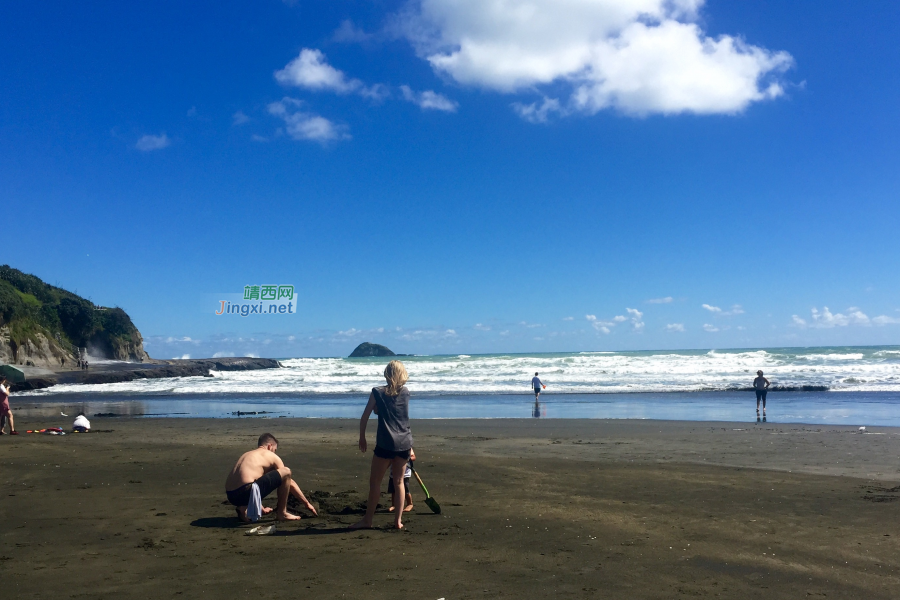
[225,433,317,522]
[351,360,413,530]
[0,377,17,435]
[72,412,91,432]
[532,372,546,400]
[388,448,416,513]
[754,370,770,416]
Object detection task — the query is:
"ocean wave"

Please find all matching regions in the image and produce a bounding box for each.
[17,346,900,397]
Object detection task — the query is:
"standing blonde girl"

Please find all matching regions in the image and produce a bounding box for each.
[351,360,412,530]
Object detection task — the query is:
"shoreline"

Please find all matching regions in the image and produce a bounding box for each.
[10,388,900,426]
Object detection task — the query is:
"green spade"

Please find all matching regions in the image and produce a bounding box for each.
[409,462,441,514]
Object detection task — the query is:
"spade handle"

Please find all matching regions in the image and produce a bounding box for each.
[411,467,430,498]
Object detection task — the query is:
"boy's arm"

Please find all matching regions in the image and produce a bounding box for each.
[268,451,286,471]
[358,392,376,452]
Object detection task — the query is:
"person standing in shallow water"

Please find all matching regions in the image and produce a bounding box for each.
[532,372,546,400]
[754,370,770,416]
[351,360,413,530]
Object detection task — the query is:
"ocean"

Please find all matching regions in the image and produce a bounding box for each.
[15,346,900,425]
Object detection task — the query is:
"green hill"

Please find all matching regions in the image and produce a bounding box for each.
[0,265,148,367]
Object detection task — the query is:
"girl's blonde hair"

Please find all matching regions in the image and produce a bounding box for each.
[383,360,408,397]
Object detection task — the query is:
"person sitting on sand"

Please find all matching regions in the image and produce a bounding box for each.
[0,377,17,436]
[72,412,91,432]
[532,372,546,400]
[388,448,416,513]
[351,360,413,530]
[225,433,317,522]
[754,370,770,416]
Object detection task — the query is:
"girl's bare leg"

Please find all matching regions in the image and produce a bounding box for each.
[350,455,390,529]
[390,456,408,529]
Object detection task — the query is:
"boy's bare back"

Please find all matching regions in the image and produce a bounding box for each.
[225,447,282,491]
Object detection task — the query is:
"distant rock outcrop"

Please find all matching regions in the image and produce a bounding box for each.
[349,342,397,358]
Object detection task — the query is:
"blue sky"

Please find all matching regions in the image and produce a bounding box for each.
[2,0,899,358]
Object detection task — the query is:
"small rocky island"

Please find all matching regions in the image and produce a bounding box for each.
[348,342,399,358]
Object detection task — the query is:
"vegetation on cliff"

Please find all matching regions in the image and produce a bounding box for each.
[0,265,148,363]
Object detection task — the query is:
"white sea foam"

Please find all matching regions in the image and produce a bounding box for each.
[19,347,900,398]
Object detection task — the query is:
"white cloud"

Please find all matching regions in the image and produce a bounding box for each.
[275,49,387,99]
[792,306,872,329]
[815,306,868,328]
[587,308,642,331]
[703,324,719,332]
[585,314,612,333]
[647,296,673,304]
[562,316,574,321]
[212,351,235,358]
[251,134,269,142]
[400,85,459,112]
[268,98,350,143]
[873,315,900,325]
[474,323,491,331]
[626,308,644,330]
[702,303,744,316]
[400,327,459,340]
[232,111,250,125]
[666,323,685,332]
[512,97,562,123]
[400,0,792,117]
[333,20,374,43]
[337,328,361,337]
[135,133,170,151]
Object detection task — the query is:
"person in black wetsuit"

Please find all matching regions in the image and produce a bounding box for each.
[754,370,770,416]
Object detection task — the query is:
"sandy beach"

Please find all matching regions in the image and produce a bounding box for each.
[3,417,900,599]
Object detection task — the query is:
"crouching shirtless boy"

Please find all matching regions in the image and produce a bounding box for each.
[225,433,317,522]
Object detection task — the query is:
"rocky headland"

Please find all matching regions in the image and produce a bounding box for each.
[1,265,282,392]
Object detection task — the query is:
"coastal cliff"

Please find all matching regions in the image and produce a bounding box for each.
[0,265,149,367]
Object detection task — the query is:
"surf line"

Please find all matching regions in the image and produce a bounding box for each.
[216,300,294,316]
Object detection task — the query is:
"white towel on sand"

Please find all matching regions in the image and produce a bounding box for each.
[246,483,262,522]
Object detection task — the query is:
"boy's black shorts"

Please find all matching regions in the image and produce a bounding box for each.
[388,476,412,495]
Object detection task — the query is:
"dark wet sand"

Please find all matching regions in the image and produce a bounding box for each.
[2,418,900,599]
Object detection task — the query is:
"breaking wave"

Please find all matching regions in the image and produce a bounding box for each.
[19,346,900,397]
